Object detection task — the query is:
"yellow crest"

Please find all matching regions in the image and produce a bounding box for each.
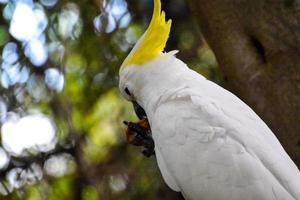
[121,0,172,69]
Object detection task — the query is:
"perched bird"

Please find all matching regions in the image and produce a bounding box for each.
[119,0,300,199]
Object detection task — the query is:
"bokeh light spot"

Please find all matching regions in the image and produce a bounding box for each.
[9,1,47,42]
[25,38,48,66]
[2,42,18,64]
[1,114,56,155]
[3,2,15,21]
[7,168,24,189]
[45,68,64,92]
[0,0,8,4]
[44,154,75,177]
[119,12,131,28]
[0,100,7,122]
[58,3,81,40]
[0,148,9,169]
[109,175,127,193]
[40,0,58,8]
[1,63,22,88]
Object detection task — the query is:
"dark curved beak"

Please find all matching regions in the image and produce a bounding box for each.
[133,101,147,120]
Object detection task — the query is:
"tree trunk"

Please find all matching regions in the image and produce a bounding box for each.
[187,0,300,166]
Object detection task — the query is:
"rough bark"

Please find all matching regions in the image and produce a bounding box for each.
[187,0,300,166]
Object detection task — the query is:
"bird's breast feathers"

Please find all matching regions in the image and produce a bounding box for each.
[150,78,300,200]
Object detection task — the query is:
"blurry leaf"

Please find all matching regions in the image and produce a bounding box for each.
[25,185,43,200]
[82,186,98,200]
[197,46,217,67]
[49,176,73,200]
[83,89,133,164]
[66,53,86,73]
[179,30,195,50]
[125,24,143,45]
[0,26,8,46]
[58,3,82,40]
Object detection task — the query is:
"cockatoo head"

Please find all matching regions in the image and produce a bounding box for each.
[119,0,172,119]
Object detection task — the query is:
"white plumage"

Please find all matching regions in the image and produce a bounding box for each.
[119,53,300,200]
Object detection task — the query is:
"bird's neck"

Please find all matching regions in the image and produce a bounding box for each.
[135,56,190,120]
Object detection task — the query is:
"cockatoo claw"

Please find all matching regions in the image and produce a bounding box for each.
[124,119,155,157]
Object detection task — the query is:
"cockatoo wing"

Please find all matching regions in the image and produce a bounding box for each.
[151,70,300,200]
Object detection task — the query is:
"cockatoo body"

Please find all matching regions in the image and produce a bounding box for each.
[119,0,300,199]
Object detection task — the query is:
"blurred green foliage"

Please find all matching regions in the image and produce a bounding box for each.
[0,0,221,199]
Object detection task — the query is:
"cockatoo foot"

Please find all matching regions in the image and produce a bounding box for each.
[123,119,155,157]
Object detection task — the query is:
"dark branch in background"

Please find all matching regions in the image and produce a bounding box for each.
[0,92,89,197]
[0,144,75,188]
[187,0,300,166]
[0,137,77,198]
[49,97,89,200]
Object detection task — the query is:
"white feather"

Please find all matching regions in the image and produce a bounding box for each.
[119,54,300,200]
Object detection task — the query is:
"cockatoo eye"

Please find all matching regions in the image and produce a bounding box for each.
[124,87,131,96]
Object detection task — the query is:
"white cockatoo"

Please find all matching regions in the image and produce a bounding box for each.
[119,0,300,199]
